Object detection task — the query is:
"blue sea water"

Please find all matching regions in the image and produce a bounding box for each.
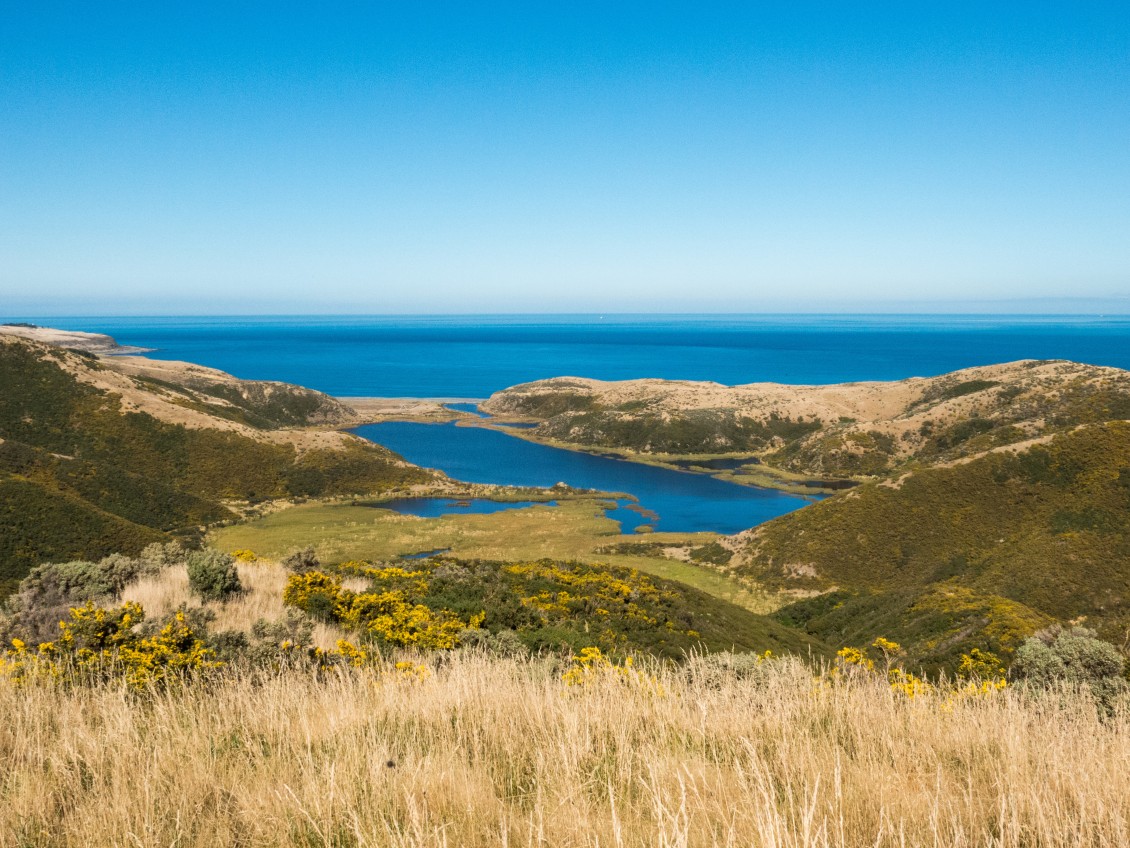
[20,314,1130,399]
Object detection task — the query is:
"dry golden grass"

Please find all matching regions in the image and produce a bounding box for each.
[120,562,355,650]
[1,653,1127,847]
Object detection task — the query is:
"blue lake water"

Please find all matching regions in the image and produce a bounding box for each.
[354,421,814,534]
[18,314,1130,398]
[400,548,452,560]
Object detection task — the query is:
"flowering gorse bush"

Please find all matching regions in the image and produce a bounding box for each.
[836,638,931,698]
[1,602,221,689]
[283,570,483,650]
[561,646,663,696]
[948,647,1009,698]
[502,562,680,630]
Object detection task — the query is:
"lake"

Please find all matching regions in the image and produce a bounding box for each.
[354,421,814,534]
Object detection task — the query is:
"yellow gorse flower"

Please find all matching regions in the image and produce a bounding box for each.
[1,602,221,690]
[282,571,484,650]
[834,638,932,698]
[561,646,664,696]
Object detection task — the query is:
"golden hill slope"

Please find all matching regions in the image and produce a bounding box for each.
[482,360,1130,481]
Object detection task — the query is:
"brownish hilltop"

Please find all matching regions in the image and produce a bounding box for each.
[481,361,1130,483]
[0,322,154,354]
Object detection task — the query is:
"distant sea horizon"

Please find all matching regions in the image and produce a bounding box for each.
[8,313,1130,398]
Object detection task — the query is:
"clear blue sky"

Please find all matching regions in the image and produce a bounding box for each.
[2,2,1128,314]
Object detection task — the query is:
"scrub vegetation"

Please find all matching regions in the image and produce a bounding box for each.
[484,361,1130,484]
[0,337,432,595]
[4,336,1130,845]
[2,544,1127,846]
[210,498,779,612]
[280,556,820,658]
[740,421,1130,670]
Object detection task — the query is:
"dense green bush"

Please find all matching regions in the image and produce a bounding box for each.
[186,550,242,602]
[1013,626,1125,684]
[1012,626,1128,713]
[1,542,184,643]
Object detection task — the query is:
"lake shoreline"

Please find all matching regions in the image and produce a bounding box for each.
[336,395,852,495]
[351,420,816,534]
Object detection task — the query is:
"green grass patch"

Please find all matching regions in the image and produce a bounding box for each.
[211,499,782,614]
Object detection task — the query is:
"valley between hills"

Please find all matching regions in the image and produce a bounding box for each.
[4,323,1130,845]
[3,324,1129,671]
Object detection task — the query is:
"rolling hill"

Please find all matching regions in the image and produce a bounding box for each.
[733,421,1130,670]
[482,361,1130,483]
[0,334,433,595]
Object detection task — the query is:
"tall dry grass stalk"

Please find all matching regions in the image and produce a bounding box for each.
[1,653,1127,847]
[121,562,353,649]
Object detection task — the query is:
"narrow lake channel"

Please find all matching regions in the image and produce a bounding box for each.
[354,421,816,534]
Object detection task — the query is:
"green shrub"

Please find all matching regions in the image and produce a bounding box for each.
[186,550,242,602]
[281,547,320,574]
[3,549,179,643]
[1013,626,1128,713]
[689,542,732,565]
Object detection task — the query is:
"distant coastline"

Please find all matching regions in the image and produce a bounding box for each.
[0,323,154,355]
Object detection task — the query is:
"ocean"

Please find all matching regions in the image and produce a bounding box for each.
[20,314,1130,398]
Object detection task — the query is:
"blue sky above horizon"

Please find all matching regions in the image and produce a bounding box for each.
[2,3,1128,315]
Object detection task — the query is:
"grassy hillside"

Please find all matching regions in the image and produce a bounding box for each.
[483,362,1130,483]
[0,338,432,593]
[735,421,1130,669]
[108,355,359,428]
[286,555,827,659]
[3,653,1129,846]
[0,478,165,595]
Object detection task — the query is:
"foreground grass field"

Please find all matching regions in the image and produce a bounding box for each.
[210,499,779,612]
[1,652,1127,847]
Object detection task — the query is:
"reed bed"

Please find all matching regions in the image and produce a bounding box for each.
[1,652,1127,847]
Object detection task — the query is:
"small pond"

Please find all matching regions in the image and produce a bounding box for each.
[667,457,758,471]
[400,548,452,560]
